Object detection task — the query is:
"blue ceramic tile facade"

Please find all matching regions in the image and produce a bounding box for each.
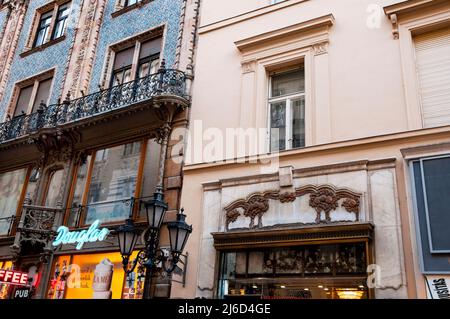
[0,9,7,31]
[88,0,183,93]
[0,0,82,120]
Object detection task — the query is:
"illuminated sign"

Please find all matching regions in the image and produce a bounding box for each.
[53,220,110,250]
[0,270,28,286]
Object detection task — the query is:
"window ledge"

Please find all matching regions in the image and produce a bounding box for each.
[19,35,66,58]
[111,0,151,18]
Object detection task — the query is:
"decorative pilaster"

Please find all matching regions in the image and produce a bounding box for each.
[0,0,28,117]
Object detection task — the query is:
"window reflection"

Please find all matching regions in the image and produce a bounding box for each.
[0,169,27,235]
[84,143,140,224]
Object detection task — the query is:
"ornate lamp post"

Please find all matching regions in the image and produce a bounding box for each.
[116,189,192,299]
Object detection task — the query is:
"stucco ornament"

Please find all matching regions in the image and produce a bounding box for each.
[224,185,362,230]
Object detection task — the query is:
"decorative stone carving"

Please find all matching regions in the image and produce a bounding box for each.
[225,209,241,230]
[224,185,362,230]
[242,61,256,74]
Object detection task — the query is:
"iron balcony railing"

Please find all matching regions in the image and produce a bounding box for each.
[0,66,188,144]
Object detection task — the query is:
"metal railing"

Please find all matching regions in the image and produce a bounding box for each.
[0,65,188,144]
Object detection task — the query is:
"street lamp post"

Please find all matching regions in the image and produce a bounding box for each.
[116,190,192,299]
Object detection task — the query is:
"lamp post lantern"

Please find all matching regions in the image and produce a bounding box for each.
[116,190,192,299]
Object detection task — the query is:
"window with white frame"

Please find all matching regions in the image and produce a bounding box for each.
[414,26,450,128]
[268,67,305,152]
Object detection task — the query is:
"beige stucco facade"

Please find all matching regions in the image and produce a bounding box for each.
[173,0,450,299]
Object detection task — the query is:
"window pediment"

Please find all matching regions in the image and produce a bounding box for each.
[235,14,334,54]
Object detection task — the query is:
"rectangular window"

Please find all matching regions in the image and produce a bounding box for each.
[52,2,70,40]
[414,26,450,128]
[110,36,161,87]
[411,155,450,273]
[32,2,71,49]
[137,38,161,78]
[13,76,53,117]
[0,169,27,235]
[32,78,52,112]
[67,139,161,226]
[14,85,33,117]
[269,68,305,152]
[111,46,134,86]
[124,0,142,7]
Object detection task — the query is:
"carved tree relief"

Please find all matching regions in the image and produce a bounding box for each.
[224,185,362,230]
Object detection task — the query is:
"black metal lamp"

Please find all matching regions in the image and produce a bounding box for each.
[167,209,192,256]
[143,191,168,229]
[117,219,140,271]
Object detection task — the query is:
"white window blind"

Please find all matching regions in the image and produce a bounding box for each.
[414,27,450,128]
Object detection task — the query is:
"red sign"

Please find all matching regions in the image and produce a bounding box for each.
[0,269,28,286]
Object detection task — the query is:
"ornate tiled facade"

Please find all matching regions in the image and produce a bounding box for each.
[88,0,183,93]
[0,0,82,120]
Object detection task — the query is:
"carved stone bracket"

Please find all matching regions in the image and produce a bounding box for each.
[224,185,362,230]
[32,129,81,167]
[389,14,399,40]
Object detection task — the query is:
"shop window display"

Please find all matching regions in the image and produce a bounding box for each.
[47,251,143,299]
[218,242,369,299]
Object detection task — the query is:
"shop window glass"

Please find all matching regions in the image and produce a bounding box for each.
[0,261,13,299]
[218,243,368,299]
[84,143,140,225]
[47,252,142,299]
[0,169,27,235]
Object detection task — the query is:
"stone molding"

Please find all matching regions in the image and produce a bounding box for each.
[224,184,362,230]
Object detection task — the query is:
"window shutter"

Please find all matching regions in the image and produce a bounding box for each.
[32,78,52,112]
[139,38,161,59]
[414,27,450,128]
[14,85,33,117]
[113,46,135,70]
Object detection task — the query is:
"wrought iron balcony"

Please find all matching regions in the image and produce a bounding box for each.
[0,65,188,144]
